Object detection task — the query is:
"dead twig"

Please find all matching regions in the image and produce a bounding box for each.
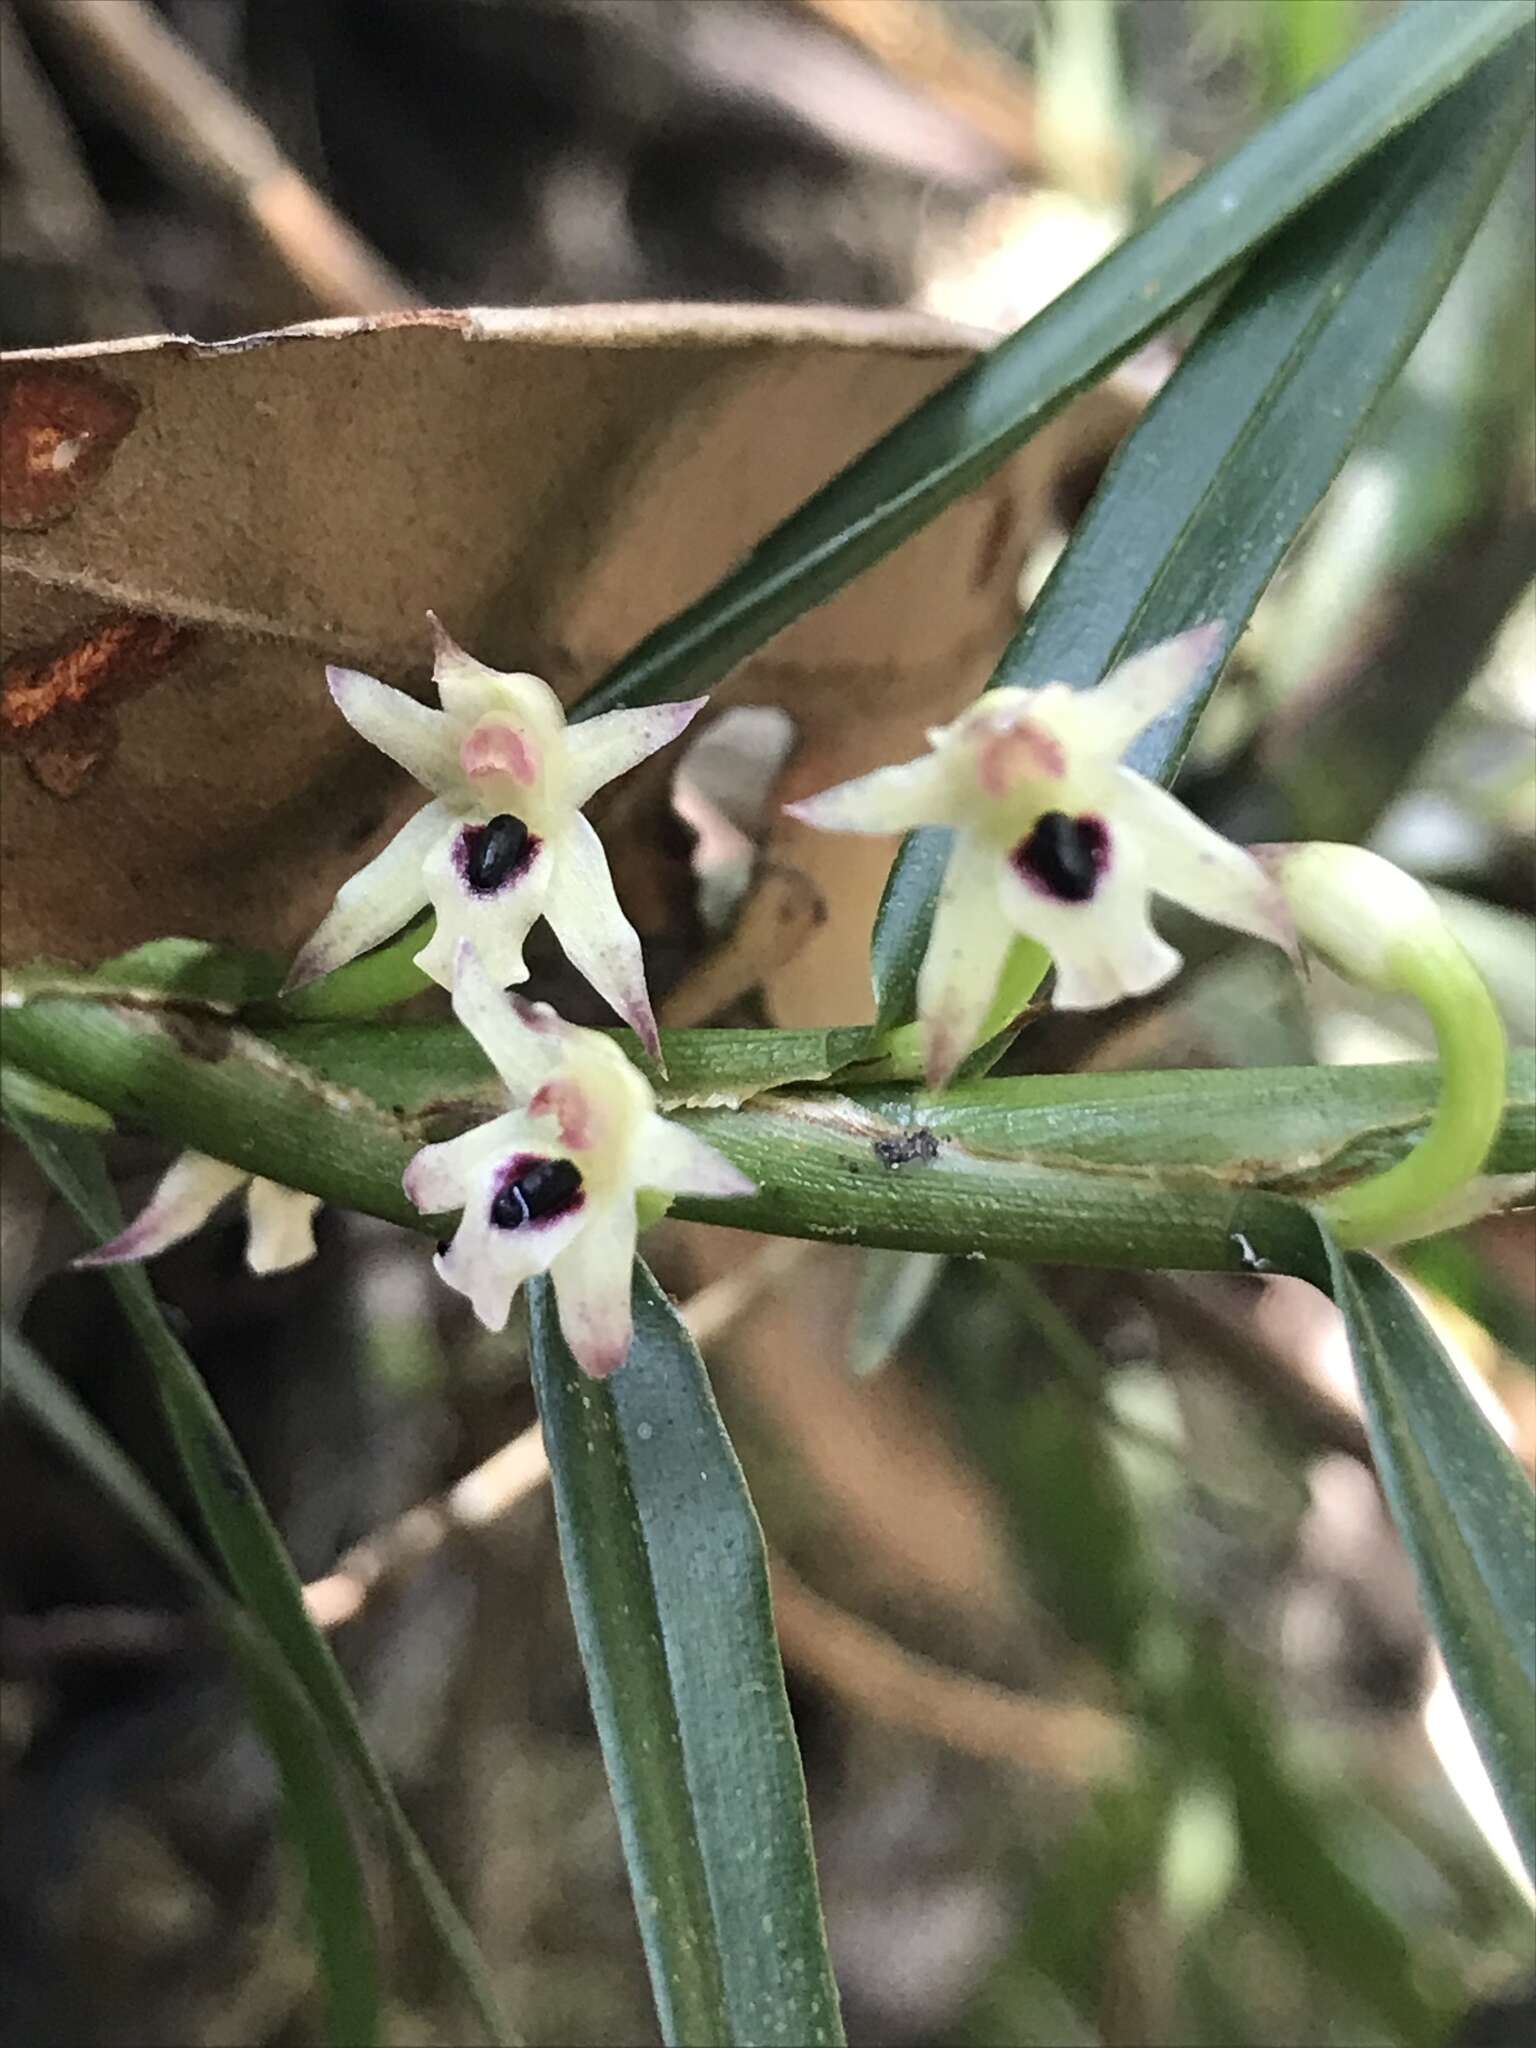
[769,1555,1132,1783]
[20,0,416,318]
[793,0,1039,177]
[0,2,157,334]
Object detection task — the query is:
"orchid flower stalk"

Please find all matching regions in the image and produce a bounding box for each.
[1259,842,1512,1248]
[405,941,754,1374]
[286,619,706,1057]
[786,624,1294,1086]
[75,1153,321,1275]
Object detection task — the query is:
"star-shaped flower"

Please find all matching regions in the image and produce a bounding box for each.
[286,619,706,1056]
[75,1153,321,1274]
[405,941,754,1374]
[786,623,1293,1086]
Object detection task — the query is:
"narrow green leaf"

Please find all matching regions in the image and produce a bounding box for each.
[1323,1236,1536,1878]
[1,1325,381,2048]
[3,1110,514,2047]
[850,1248,945,1378]
[1192,1658,1452,2044]
[530,1264,843,2048]
[574,1,1526,723]
[869,37,1535,1027]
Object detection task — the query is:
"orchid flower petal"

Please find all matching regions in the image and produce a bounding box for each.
[283,799,449,992]
[1078,622,1224,759]
[415,822,552,991]
[427,613,567,739]
[916,832,1018,1089]
[403,1110,532,1214]
[641,1115,757,1199]
[542,814,661,1059]
[244,1179,322,1274]
[565,698,708,810]
[549,1195,638,1377]
[435,1171,588,1333]
[1111,768,1296,952]
[327,665,461,795]
[74,1153,247,1268]
[412,945,749,1370]
[444,940,567,1099]
[783,750,959,834]
[999,838,1180,1010]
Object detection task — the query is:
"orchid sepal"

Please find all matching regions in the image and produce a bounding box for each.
[286,624,704,1049]
[73,1152,321,1275]
[406,943,753,1374]
[788,624,1294,1086]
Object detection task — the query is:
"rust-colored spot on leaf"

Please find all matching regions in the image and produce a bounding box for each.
[0,367,140,529]
[1,612,198,796]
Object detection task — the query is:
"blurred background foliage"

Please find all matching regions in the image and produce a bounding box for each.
[2,2,1532,2044]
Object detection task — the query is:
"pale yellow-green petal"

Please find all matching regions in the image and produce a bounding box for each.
[565,698,708,810]
[999,838,1180,1010]
[916,832,1017,1088]
[542,814,661,1059]
[549,1195,638,1377]
[244,1179,322,1274]
[1115,768,1295,951]
[785,750,960,835]
[73,1152,247,1268]
[1073,622,1223,761]
[445,943,562,1102]
[416,825,552,992]
[641,1114,756,1199]
[403,1112,531,1213]
[284,799,448,992]
[327,664,460,794]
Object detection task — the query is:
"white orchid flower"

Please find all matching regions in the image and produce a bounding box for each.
[786,623,1293,1087]
[405,941,754,1375]
[75,1153,321,1275]
[286,618,706,1058]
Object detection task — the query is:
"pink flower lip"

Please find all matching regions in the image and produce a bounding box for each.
[530,1076,596,1153]
[460,721,539,786]
[975,717,1065,797]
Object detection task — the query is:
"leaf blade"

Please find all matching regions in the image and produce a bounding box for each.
[869,34,1535,1026]
[576,1,1529,723]
[1,1324,382,2048]
[530,1264,843,2047]
[3,1110,514,2046]
[1323,1238,1536,1878]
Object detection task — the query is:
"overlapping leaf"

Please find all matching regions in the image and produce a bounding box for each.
[530,1266,843,2047]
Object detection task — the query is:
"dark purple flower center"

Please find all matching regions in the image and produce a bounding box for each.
[491,1156,583,1230]
[1013,811,1109,903]
[461,813,533,894]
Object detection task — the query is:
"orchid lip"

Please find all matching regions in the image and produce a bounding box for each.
[491,1154,584,1231]
[457,814,537,895]
[1013,811,1109,903]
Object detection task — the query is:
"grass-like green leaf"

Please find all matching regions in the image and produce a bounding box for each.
[3,1109,514,2047]
[1324,1236,1536,1879]
[530,1264,843,2048]
[1191,1659,1452,2044]
[1,1321,382,2048]
[573,0,1526,725]
[870,32,1535,1027]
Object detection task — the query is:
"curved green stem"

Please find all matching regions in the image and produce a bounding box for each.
[1319,927,1508,1248]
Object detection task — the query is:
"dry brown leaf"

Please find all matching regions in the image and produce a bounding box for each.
[2,304,1134,1001]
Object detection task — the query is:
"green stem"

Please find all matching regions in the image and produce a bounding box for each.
[1319,927,1507,1249]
